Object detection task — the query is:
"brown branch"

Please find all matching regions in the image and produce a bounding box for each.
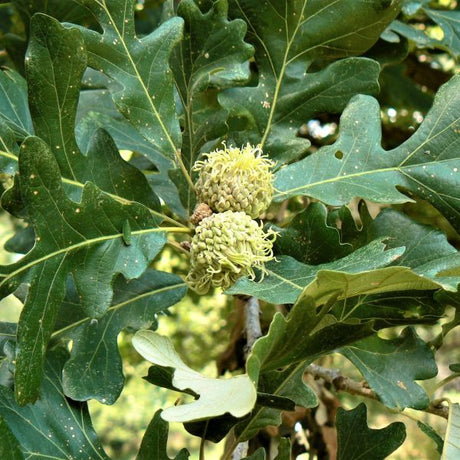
[305,363,449,420]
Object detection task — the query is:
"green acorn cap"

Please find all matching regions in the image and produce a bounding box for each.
[186,211,276,294]
[194,144,275,218]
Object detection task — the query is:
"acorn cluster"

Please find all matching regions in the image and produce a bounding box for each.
[186,144,276,294]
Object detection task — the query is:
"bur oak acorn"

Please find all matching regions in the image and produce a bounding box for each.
[186,211,276,294]
[194,143,275,218]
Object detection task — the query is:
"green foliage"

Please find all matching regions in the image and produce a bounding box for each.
[336,403,406,459]
[0,346,109,459]
[137,410,190,460]
[340,328,438,410]
[0,0,459,458]
[274,76,460,230]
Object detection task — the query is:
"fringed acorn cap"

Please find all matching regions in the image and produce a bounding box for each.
[186,211,276,294]
[194,144,275,218]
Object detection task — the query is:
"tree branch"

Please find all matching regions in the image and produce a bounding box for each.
[230,296,263,460]
[305,363,449,420]
[231,442,248,460]
[244,296,263,357]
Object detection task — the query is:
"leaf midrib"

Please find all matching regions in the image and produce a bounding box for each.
[0,148,185,227]
[274,157,458,199]
[96,0,178,157]
[258,0,309,148]
[51,281,187,338]
[0,227,173,289]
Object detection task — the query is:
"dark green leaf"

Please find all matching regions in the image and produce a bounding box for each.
[245,295,375,379]
[0,323,15,389]
[379,64,433,113]
[4,226,34,255]
[0,137,167,404]
[148,172,187,218]
[0,69,33,139]
[272,202,352,264]
[366,209,460,291]
[75,108,185,217]
[76,111,173,173]
[73,0,183,163]
[184,413,242,443]
[144,365,196,397]
[26,13,87,179]
[26,14,161,210]
[137,410,189,460]
[0,347,109,459]
[236,363,317,442]
[228,239,406,304]
[172,0,253,170]
[13,0,94,27]
[0,416,24,460]
[243,447,265,460]
[450,364,460,373]
[57,270,186,404]
[0,122,19,175]
[2,33,28,76]
[256,393,295,411]
[417,421,443,455]
[336,403,406,460]
[340,328,437,410]
[0,323,16,355]
[274,438,291,460]
[274,76,460,231]
[221,0,399,161]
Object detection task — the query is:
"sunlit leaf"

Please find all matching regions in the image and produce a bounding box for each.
[133,330,257,422]
[228,239,406,304]
[443,402,460,460]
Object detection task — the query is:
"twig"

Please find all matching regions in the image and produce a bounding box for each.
[231,442,248,460]
[244,296,263,357]
[166,238,191,256]
[199,420,209,460]
[305,363,449,420]
[227,297,263,460]
[305,364,376,399]
[424,400,450,419]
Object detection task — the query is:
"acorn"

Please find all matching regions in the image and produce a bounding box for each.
[194,144,274,218]
[186,211,276,294]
